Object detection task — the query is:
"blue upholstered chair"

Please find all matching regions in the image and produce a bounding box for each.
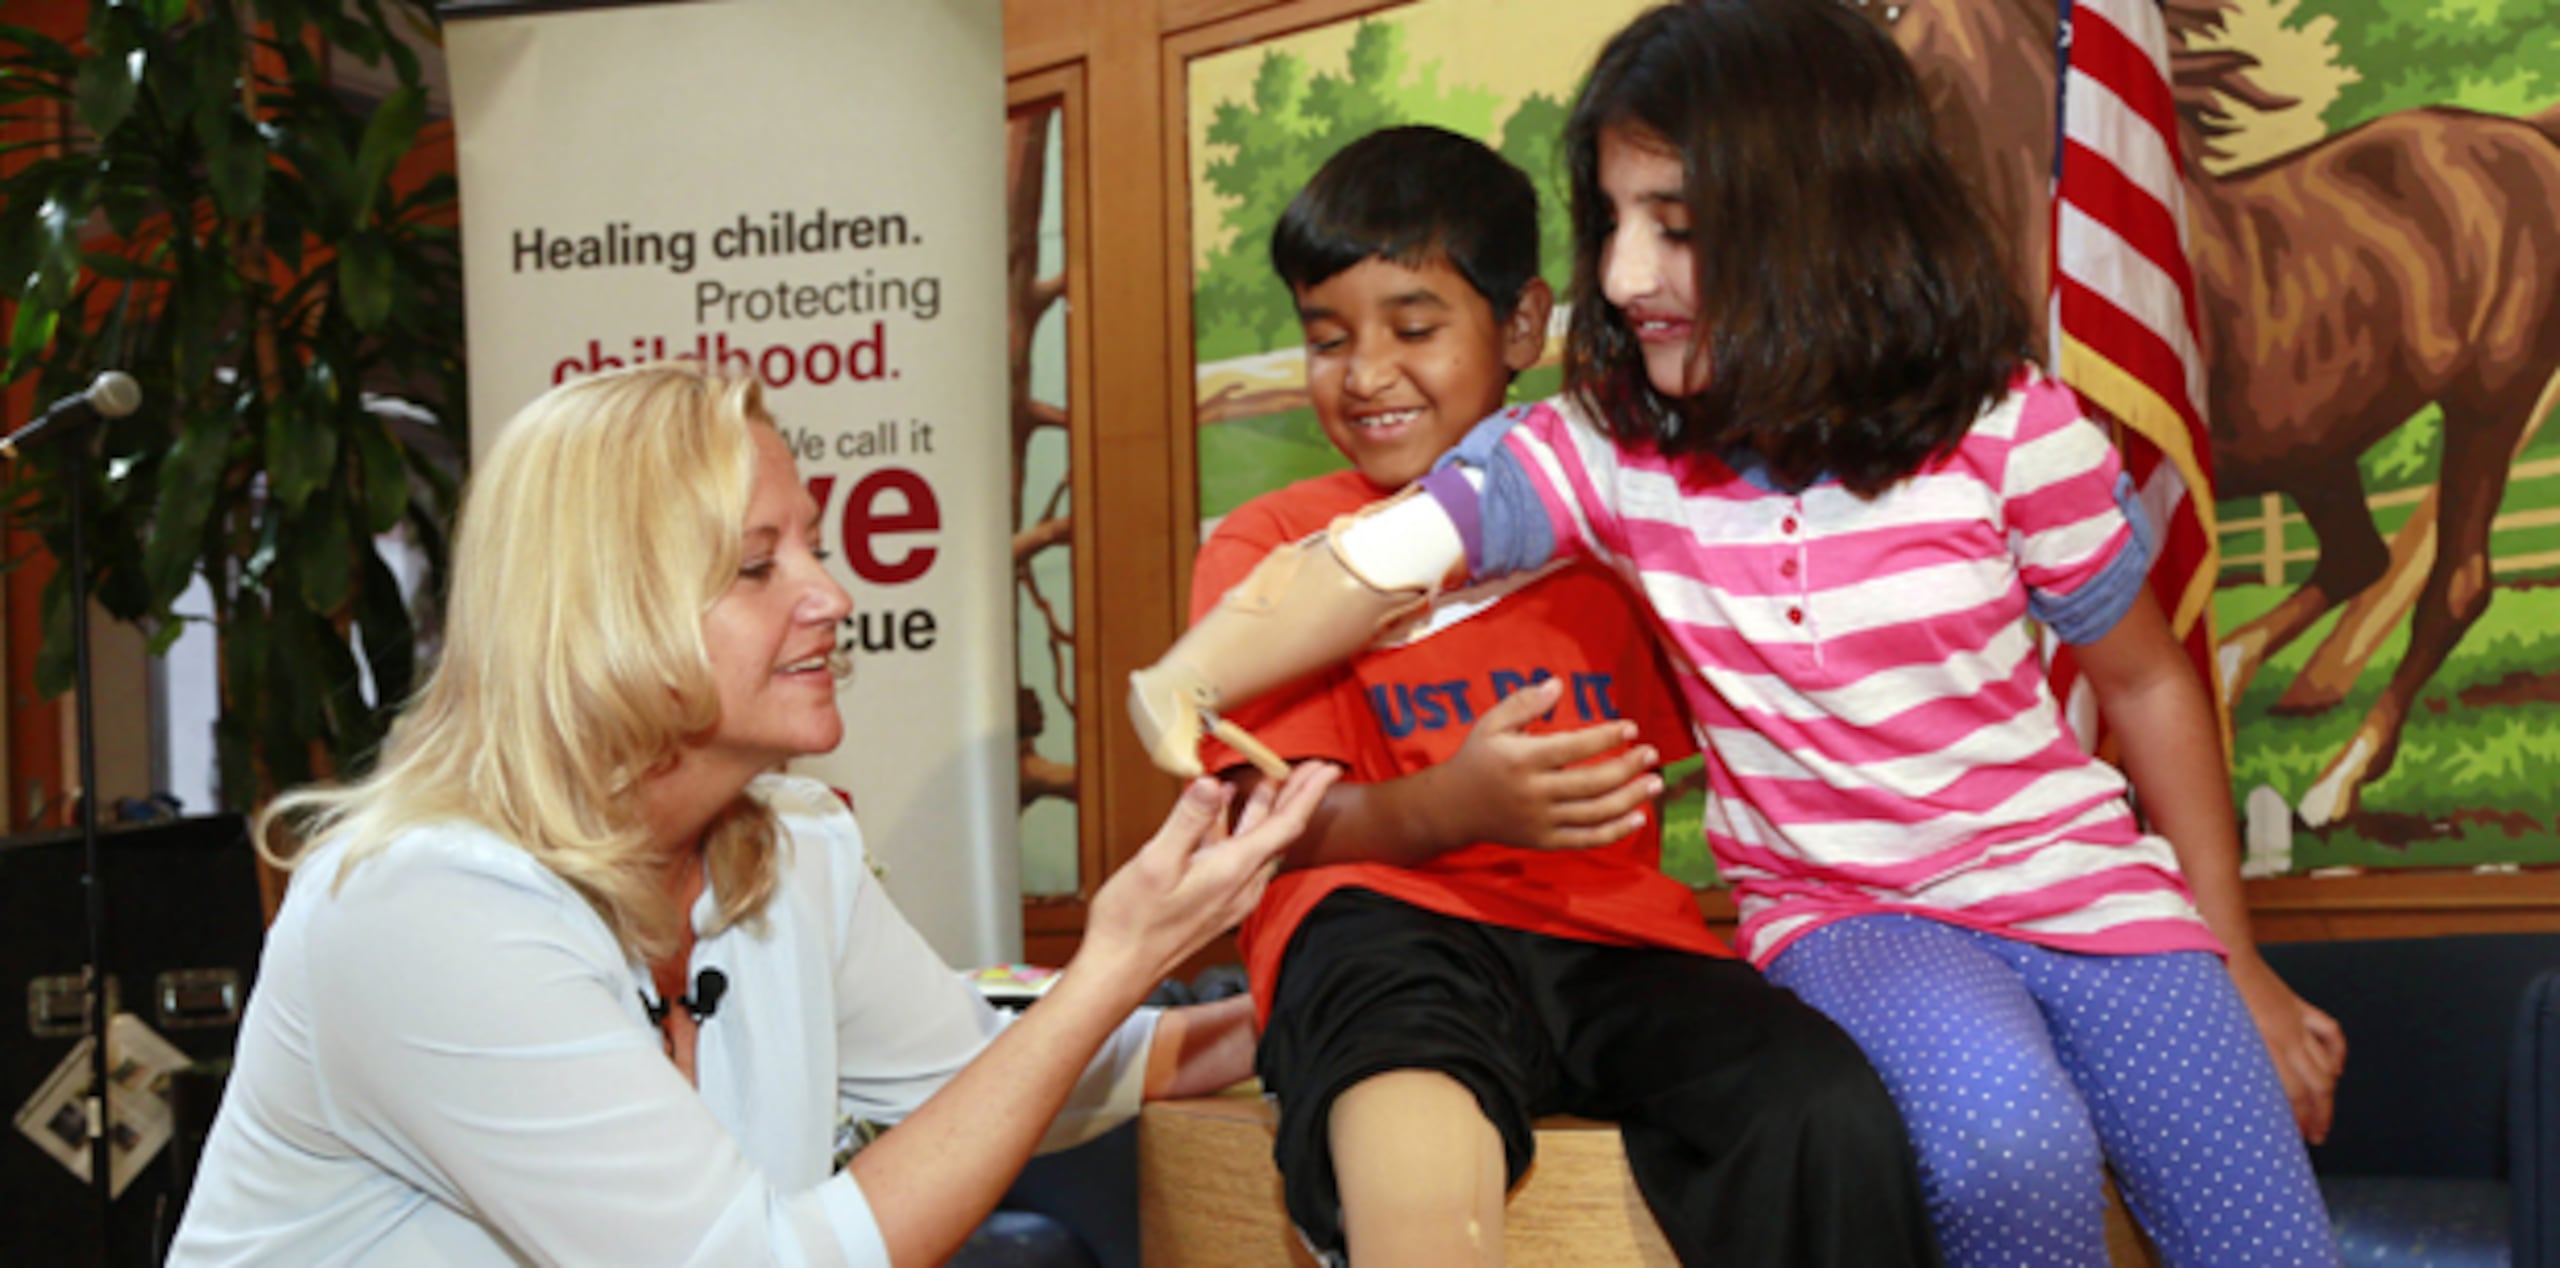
[953,1104,1141,1268]
[2261,932,2560,1267]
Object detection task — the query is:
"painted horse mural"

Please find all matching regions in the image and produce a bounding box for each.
[1862,0,2560,832]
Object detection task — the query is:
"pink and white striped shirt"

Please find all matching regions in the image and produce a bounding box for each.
[1420,374,2219,967]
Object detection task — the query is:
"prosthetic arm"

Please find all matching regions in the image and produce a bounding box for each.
[1128,489,1469,779]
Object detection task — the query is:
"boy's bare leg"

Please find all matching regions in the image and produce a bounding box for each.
[1329,1070,1508,1266]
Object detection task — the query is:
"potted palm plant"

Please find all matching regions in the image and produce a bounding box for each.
[2,0,462,810]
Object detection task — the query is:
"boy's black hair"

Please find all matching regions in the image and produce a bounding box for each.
[1562,0,2032,497]
[1271,125,1541,318]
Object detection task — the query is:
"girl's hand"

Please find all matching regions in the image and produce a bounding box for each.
[1429,678,1664,850]
[2230,953,2347,1143]
[1077,764,1339,1001]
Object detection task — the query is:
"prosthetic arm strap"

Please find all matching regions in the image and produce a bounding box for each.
[1331,487,1467,592]
[1426,404,1556,581]
[1334,404,1555,589]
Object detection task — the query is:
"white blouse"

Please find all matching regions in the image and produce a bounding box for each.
[168,774,1155,1266]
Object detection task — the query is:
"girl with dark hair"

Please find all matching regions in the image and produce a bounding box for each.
[1131,2,2344,1262]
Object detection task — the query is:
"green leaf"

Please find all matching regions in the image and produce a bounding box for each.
[337,230,393,333]
[78,249,167,282]
[223,594,269,714]
[73,49,141,138]
[95,534,151,619]
[7,295,57,372]
[270,31,320,86]
[352,85,423,218]
[142,408,230,604]
[296,499,352,614]
[142,0,188,31]
[170,244,231,384]
[280,120,355,236]
[353,408,408,533]
[0,173,49,291]
[32,194,81,307]
[205,112,268,220]
[244,500,280,584]
[379,28,421,91]
[325,11,383,66]
[263,0,306,47]
[86,1,142,54]
[259,698,313,789]
[145,613,186,657]
[180,16,241,140]
[214,709,256,812]
[263,391,336,512]
[100,185,153,239]
[33,568,73,699]
[267,592,325,741]
[0,23,80,77]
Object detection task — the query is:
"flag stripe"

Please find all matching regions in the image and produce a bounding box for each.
[2069,2,2183,153]
[2050,0,2230,748]
[2057,141,2201,360]
[2055,279,2206,465]
[2057,200,2205,407]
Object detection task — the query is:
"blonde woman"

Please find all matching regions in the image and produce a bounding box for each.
[170,364,1333,1267]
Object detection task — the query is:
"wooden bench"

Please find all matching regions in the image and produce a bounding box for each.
[1138,1089,2159,1265]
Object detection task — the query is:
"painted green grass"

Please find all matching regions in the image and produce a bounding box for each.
[1199,408,1343,521]
[2217,580,2560,868]
[1658,754,1721,889]
[2216,402,2560,589]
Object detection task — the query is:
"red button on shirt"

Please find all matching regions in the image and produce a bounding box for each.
[1782,516,1799,534]
[1780,558,1799,578]
[1787,606,1804,624]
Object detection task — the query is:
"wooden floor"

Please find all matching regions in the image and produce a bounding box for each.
[1138,1090,2159,1266]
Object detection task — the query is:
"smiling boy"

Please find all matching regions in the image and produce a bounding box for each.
[1187,127,1936,1266]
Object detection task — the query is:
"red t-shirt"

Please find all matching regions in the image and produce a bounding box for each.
[1194,470,1733,1024]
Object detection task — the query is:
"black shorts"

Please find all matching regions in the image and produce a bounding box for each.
[1253,888,1937,1267]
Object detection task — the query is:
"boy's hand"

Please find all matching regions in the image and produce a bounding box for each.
[1429,678,1664,850]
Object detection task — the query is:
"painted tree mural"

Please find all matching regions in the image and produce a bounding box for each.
[1007,100,1078,893]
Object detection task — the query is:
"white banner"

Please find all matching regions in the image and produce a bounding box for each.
[448,0,1018,965]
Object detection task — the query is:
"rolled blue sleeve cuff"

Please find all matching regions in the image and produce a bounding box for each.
[1427,405,1555,580]
[2031,471,2159,645]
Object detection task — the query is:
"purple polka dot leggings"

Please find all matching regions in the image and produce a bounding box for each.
[1765,914,2341,1267]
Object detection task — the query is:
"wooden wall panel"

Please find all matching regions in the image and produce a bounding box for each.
[1080,0,1188,905]
[1004,0,1089,78]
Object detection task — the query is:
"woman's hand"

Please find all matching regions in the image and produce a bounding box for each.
[849,765,1326,1266]
[1077,764,1338,1004]
[1427,678,1663,850]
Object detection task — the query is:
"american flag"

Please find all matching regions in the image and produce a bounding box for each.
[2046,0,2224,755]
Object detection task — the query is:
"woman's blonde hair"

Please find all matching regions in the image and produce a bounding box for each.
[259,363,790,958]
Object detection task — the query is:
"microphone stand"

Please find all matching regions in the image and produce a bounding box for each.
[9,375,140,1260]
[65,425,114,1250]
